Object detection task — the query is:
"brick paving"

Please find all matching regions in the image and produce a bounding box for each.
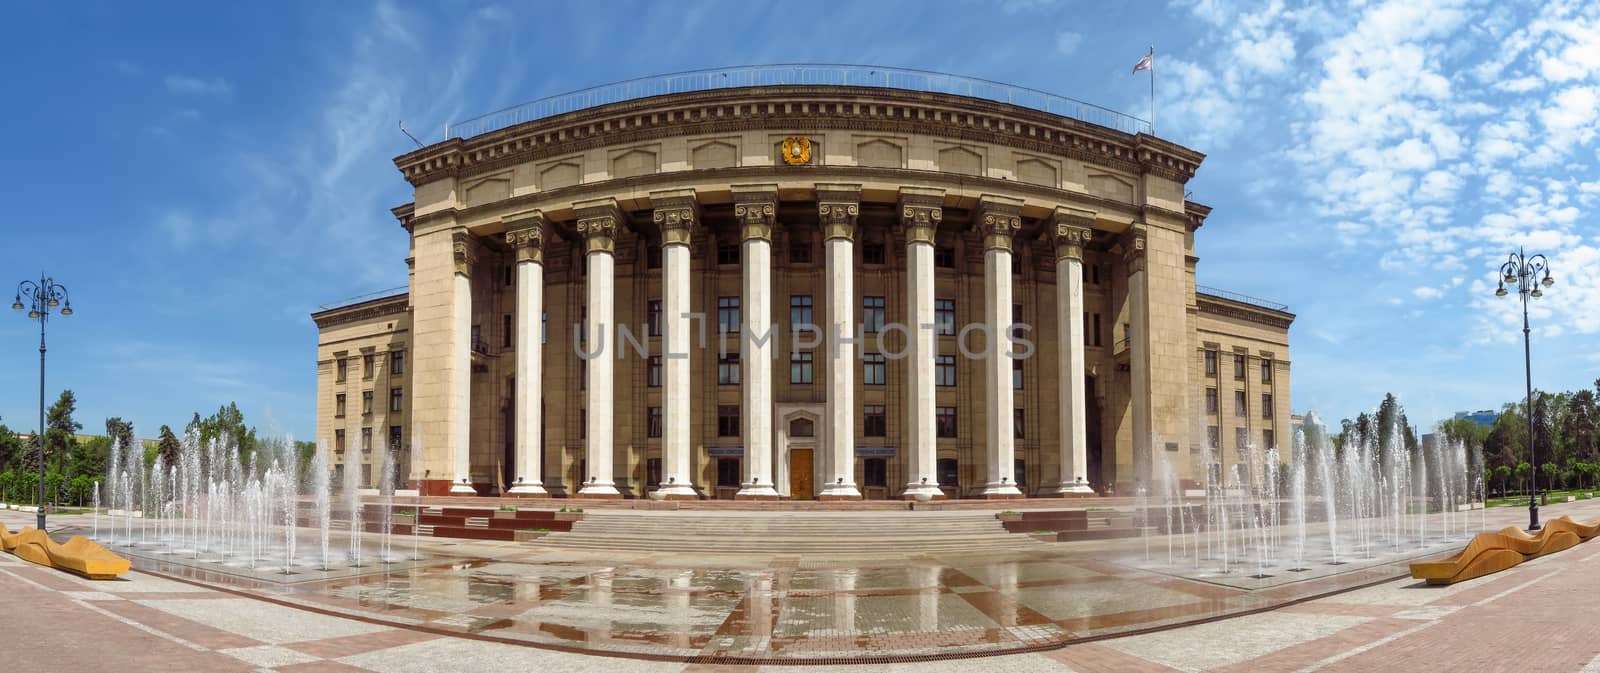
[4,505,1600,671]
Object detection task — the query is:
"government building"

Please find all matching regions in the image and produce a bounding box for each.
[311,67,1295,500]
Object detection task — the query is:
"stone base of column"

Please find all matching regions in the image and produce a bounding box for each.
[977,483,1023,499]
[1052,482,1097,498]
[817,494,862,502]
[818,483,862,500]
[652,484,699,501]
[900,484,945,501]
[734,492,780,501]
[448,481,478,496]
[576,482,622,499]
[505,490,551,499]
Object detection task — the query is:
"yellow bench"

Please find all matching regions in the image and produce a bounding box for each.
[0,523,131,580]
[1410,515,1600,585]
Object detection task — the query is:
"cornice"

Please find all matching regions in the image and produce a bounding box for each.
[1196,293,1296,330]
[394,86,1203,188]
[311,295,410,329]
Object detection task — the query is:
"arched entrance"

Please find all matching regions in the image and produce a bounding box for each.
[775,404,824,500]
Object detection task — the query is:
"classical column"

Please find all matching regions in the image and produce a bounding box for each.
[976,196,1024,499]
[818,184,862,501]
[1126,228,1152,490]
[576,199,623,498]
[734,185,780,499]
[652,189,699,499]
[505,212,548,497]
[448,233,477,494]
[899,188,944,500]
[1052,208,1095,496]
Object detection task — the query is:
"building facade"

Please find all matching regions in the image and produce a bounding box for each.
[312,78,1295,499]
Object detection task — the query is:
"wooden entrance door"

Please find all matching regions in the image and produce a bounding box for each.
[790,449,814,500]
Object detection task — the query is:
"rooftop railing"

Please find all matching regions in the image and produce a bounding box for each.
[1197,286,1289,312]
[316,286,407,312]
[444,64,1152,141]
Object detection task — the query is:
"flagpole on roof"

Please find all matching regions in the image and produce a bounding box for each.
[1148,45,1155,136]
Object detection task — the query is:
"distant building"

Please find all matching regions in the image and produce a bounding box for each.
[1453,410,1497,428]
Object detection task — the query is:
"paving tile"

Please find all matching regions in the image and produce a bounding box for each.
[1100,610,1370,672]
[134,597,387,644]
[218,644,324,668]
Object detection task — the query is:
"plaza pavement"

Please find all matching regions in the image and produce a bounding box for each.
[3,505,1600,672]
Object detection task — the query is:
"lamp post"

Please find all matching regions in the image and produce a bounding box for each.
[1495,248,1553,531]
[12,275,72,531]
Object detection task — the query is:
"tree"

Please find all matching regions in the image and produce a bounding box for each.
[195,402,259,467]
[156,425,181,469]
[0,422,21,471]
[67,474,96,506]
[69,435,110,482]
[42,471,66,507]
[44,390,82,475]
[1515,462,1532,494]
[1541,462,1559,492]
[1495,465,1513,496]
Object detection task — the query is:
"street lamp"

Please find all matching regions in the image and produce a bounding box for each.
[1495,248,1554,531]
[13,274,72,531]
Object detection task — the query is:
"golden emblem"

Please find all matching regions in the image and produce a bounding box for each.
[781,136,812,165]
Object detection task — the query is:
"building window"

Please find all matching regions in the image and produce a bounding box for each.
[334,429,345,452]
[503,314,513,348]
[717,458,741,486]
[1091,263,1101,285]
[791,351,814,384]
[361,427,372,452]
[1014,408,1025,439]
[1262,394,1274,419]
[863,405,886,437]
[1207,425,1220,449]
[1205,350,1218,377]
[864,458,887,487]
[647,355,662,387]
[863,353,886,385]
[646,300,662,337]
[863,242,886,265]
[936,406,958,438]
[934,299,956,336]
[1014,459,1026,487]
[718,353,740,385]
[1261,358,1273,383]
[935,354,956,387]
[389,350,405,375]
[646,458,662,487]
[1092,313,1103,347]
[504,265,513,287]
[335,394,346,418]
[579,409,586,439]
[718,297,741,334]
[1263,429,1276,449]
[1011,252,1022,275]
[717,242,740,265]
[1010,303,1023,340]
[363,353,375,379]
[718,405,740,437]
[790,237,811,263]
[647,407,662,438]
[389,425,402,451]
[646,245,662,269]
[336,358,348,382]
[791,418,815,437]
[935,245,956,268]
[1234,353,1246,379]
[1235,427,1249,450]
[862,296,886,333]
[1012,359,1023,390]
[390,387,403,412]
[790,295,813,329]
[937,458,958,486]
[1235,390,1247,417]
[1206,387,1218,414]
[578,359,586,390]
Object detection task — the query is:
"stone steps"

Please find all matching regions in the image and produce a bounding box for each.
[534,511,1036,554]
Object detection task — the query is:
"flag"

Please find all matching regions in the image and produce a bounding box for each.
[1132,52,1153,74]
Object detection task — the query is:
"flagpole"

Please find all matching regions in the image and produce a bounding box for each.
[1148,45,1155,136]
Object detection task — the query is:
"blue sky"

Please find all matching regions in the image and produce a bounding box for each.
[1,0,1596,442]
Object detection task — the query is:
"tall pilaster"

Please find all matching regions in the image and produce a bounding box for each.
[899,188,944,500]
[652,189,699,500]
[505,212,548,496]
[1125,227,1153,490]
[576,199,623,498]
[449,232,478,495]
[817,184,862,501]
[1052,208,1095,495]
[734,185,780,499]
[976,196,1024,499]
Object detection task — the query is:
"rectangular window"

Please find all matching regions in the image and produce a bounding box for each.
[718,297,741,334]
[1010,303,1023,340]
[863,242,886,265]
[791,351,814,384]
[1014,459,1026,487]
[335,394,346,418]
[937,458,958,486]
[1012,359,1023,390]
[934,299,956,336]
[1234,353,1246,379]
[646,458,662,488]
[718,353,740,385]
[1261,358,1273,383]
[646,300,662,337]
[503,314,513,348]
[1093,313,1103,347]
[472,324,483,353]
[1235,427,1249,450]
[389,426,402,451]
[363,353,375,379]
[579,409,586,439]
[717,405,740,437]
[935,354,957,387]
[1263,429,1276,449]
[334,429,345,452]
[935,246,956,268]
[790,295,813,329]
[361,427,372,452]
[864,458,888,487]
[647,355,662,387]
[717,243,740,265]
[1206,387,1218,414]
[863,405,886,437]
[1204,350,1218,377]
[646,245,662,269]
[936,406,958,438]
[389,350,405,375]
[390,387,403,412]
[1262,394,1274,419]
[717,458,741,487]
[647,407,662,438]
[362,390,374,415]
[862,296,886,333]
[579,358,586,390]
[1091,263,1101,285]
[1011,252,1022,275]
[790,238,811,263]
[1207,425,1220,449]
[1235,390,1247,418]
[1014,408,1025,439]
[863,353,886,385]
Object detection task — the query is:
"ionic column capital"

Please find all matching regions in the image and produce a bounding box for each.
[650,189,699,248]
[816,183,862,242]
[975,195,1024,252]
[898,187,944,246]
[451,232,478,276]
[1122,227,1148,273]
[1051,207,1095,262]
[732,184,779,242]
[503,210,547,265]
[574,198,623,255]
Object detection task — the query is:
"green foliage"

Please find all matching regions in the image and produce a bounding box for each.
[1494,465,1513,496]
[156,425,181,469]
[16,471,39,505]
[42,471,66,505]
[67,475,97,506]
[44,390,81,474]
[71,435,111,482]
[0,423,22,471]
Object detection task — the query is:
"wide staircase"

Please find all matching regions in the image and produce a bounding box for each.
[534,510,1037,555]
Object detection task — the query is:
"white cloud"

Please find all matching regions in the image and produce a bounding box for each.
[1413,286,1445,300]
[164,75,233,96]
[1235,31,1296,75]
[1054,30,1083,56]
